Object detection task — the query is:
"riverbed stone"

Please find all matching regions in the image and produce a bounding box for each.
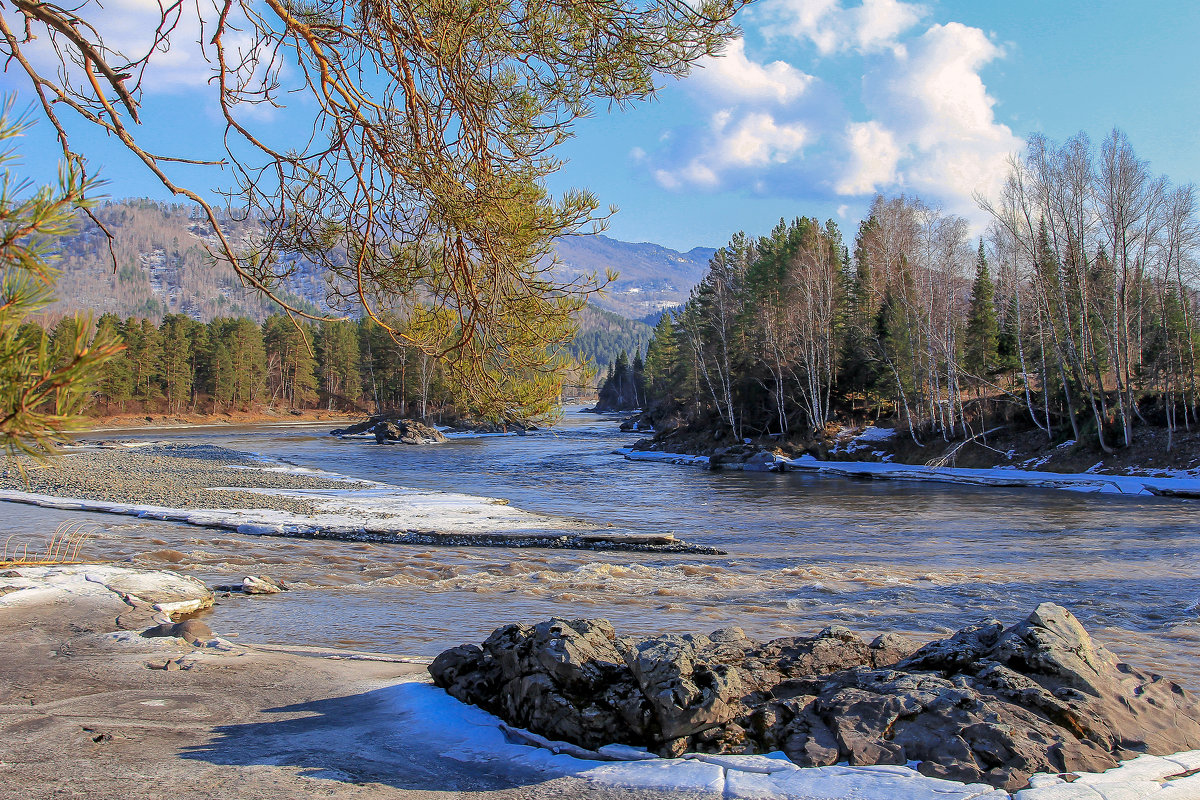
[429,604,1200,790]
[241,575,285,594]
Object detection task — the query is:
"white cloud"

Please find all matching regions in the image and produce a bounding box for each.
[856,22,1024,209]
[690,38,814,104]
[0,0,280,98]
[654,110,809,190]
[762,0,926,55]
[641,3,1024,225]
[837,120,902,195]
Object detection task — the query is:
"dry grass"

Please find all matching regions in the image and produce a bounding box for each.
[0,521,95,567]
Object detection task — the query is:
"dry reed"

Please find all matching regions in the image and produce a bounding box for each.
[0,521,96,566]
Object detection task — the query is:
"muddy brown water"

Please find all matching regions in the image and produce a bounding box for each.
[3,410,1199,687]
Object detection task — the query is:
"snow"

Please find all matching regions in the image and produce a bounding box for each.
[0,480,569,541]
[386,679,1200,800]
[616,448,1200,498]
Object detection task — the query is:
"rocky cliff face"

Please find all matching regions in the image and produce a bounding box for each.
[429,605,1200,791]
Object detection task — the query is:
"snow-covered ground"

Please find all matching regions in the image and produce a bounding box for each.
[617,447,1200,497]
[388,677,1200,800]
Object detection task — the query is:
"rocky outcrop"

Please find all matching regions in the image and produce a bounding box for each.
[429,605,1200,791]
[372,419,447,444]
[331,415,447,443]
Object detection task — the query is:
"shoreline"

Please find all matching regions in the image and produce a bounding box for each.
[75,409,362,433]
[3,565,1200,800]
[0,442,719,554]
[615,447,1200,499]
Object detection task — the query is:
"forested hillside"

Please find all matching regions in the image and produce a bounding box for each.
[49,201,325,321]
[614,131,1200,459]
[41,201,698,370]
[568,306,652,367]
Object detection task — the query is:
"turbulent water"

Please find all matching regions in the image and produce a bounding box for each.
[5,410,1200,687]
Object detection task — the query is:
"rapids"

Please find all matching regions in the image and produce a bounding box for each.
[3,409,1199,687]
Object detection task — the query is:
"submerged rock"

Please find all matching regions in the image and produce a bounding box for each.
[241,575,287,594]
[429,605,1200,790]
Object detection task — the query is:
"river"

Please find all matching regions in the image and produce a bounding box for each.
[4,409,1200,687]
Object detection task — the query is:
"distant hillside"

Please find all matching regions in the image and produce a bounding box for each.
[45,201,711,324]
[570,305,653,368]
[47,200,326,321]
[554,234,713,319]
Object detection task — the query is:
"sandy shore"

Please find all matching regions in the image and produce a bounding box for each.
[0,567,688,800]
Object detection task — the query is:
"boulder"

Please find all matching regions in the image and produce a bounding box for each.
[429,605,1200,791]
[373,419,447,445]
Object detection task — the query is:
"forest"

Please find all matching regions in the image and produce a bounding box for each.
[17,311,561,421]
[607,130,1200,455]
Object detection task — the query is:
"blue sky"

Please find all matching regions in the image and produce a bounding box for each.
[2,0,1198,251]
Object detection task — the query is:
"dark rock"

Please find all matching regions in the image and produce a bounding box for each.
[373,419,447,445]
[429,604,1200,790]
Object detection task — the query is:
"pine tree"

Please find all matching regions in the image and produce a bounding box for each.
[95,313,132,410]
[159,315,196,413]
[263,315,317,408]
[964,241,1000,381]
[316,320,362,409]
[643,313,680,404]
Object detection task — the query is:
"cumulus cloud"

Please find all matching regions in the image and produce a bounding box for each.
[0,0,277,96]
[837,120,902,195]
[641,2,1024,221]
[689,38,814,105]
[762,0,926,55]
[654,110,809,190]
[856,22,1024,207]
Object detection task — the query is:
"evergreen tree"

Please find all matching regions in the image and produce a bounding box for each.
[315,320,363,409]
[125,317,163,403]
[964,241,1000,380]
[159,315,197,413]
[643,313,680,404]
[263,315,318,408]
[94,313,132,410]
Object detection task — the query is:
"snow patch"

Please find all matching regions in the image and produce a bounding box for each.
[614,451,1200,498]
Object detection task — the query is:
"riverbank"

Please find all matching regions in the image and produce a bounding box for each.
[0,442,718,553]
[4,566,1200,799]
[79,408,361,432]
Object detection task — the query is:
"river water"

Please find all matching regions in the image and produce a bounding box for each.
[4,410,1200,687]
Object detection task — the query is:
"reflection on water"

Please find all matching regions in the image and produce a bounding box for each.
[3,412,1199,686]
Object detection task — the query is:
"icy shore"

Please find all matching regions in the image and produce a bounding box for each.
[616,448,1200,497]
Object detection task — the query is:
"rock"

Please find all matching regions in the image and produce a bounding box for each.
[241,575,285,594]
[429,604,1200,790]
[373,419,447,445]
[143,618,213,644]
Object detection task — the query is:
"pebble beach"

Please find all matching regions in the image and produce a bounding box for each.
[0,443,362,517]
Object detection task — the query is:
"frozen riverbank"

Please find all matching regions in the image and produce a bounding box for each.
[616,448,1200,498]
[0,443,716,553]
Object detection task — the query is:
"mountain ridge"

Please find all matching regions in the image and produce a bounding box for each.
[42,199,713,324]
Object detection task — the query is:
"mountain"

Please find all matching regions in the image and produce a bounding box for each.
[553,234,714,319]
[41,200,711,326]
